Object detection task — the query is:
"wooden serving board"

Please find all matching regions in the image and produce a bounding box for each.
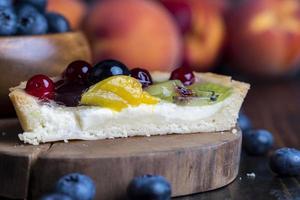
[0,119,242,200]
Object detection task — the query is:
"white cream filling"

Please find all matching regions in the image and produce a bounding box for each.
[19,96,232,145]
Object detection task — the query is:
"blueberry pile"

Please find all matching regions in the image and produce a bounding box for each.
[238,113,300,176]
[0,0,70,36]
[40,173,172,200]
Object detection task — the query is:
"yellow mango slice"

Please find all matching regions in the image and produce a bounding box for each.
[81,76,159,111]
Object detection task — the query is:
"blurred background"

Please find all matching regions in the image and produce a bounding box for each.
[49,0,300,79]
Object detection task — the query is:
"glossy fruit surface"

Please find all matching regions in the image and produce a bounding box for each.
[170,66,195,86]
[269,148,300,176]
[145,80,184,102]
[17,4,48,35]
[0,7,17,35]
[63,60,92,84]
[20,0,47,12]
[88,59,130,85]
[55,81,88,107]
[55,173,96,200]
[243,129,274,155]
[46,12,70,33]
[25,74,55,100]
[188,82,232,103]
[81,76,158,111]
[127,174,171,200]
[40,193,72,200]
[130,68,153,88]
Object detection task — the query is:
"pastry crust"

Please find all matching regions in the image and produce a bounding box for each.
[9,72,250,145]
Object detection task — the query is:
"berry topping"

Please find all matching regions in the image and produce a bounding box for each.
[130,68,153,88]
[25,74,55,100]
[46,12,70,33]
[170,66,195,86]
[127,174,171,200]
[63,60,92,84]
[88,59,130,85]
[55,81,88,107]
[0,7,17,36]
[55,173,96,200]
[16,4,48,35]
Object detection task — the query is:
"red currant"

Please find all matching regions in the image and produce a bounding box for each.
[170,66,195,86]
[130,68,153,88]
[25,74,55,100]
[63,60,92,84]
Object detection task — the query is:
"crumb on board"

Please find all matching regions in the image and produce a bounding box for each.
[231,129,238,134]
[246,172,256,178]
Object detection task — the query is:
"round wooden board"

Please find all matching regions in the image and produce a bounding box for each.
[0,119,242,200]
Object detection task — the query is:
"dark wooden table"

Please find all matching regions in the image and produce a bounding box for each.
[1,76,300,200]
[175,77,300,200]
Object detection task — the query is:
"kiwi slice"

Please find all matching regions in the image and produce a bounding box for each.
[173,82,232,106]
[145,80,184,102]
[145,81,232,106]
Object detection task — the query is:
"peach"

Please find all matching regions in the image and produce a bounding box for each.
[47,0,87,30]
[226,0,300,76]
[161,0,225,71]
[83,0,182,71]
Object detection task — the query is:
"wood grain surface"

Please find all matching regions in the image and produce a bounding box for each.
[0,119,241,200]
[0,120,50,199]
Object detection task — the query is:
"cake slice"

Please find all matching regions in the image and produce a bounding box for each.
[9,60,250,145]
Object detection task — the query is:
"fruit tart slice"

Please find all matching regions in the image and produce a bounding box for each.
[9,60,250,145]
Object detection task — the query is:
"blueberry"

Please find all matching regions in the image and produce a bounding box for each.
[46,12,70,33]
[55,173,96,200]
[238,112,252,132]
[243,129,274,155]
[39,193,72,200]
[18,0,47,12]
[0,7,17,35]
[127,174,171,200]
[17,4,48,35]
[270,148,300,176]
[88,59,130,85]
[0,0,13,8]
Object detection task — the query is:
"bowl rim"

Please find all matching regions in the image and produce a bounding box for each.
[0,31,84,40]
